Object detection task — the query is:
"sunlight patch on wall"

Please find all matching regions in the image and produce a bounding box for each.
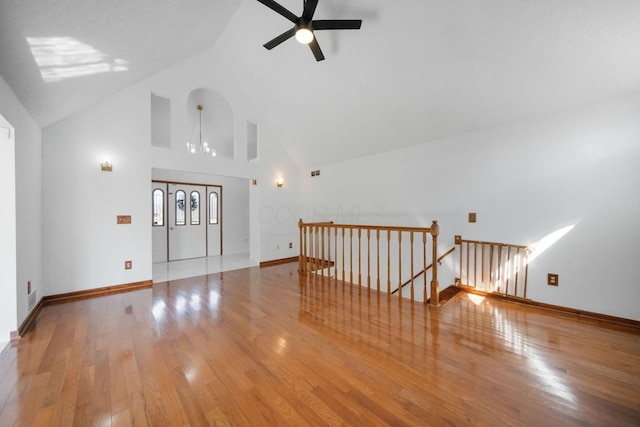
[27,36,128,82]
[528,224,576,263]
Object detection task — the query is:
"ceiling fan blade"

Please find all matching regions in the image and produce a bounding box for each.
[309,38,325,61]
[256,0,298,23]
[263,27,296,50]
[302,0,319,20]
[312,20,362,30]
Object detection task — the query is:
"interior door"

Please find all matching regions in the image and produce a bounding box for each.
[207,186,222,256]
[151,182,168,263]
[168,183,207,261]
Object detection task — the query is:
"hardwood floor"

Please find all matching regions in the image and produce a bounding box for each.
[1,263,639,426]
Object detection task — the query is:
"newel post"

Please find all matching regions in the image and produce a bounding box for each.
[430,220,440,306]
[298,219,305,273]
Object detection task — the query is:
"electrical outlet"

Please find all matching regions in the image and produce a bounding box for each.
[547,273,558,286]
[125,260,132,270]
[289,242,293,249]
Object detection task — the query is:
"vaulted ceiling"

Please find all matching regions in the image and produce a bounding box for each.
[2,0,640,167]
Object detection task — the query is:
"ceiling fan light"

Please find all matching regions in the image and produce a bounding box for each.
[295,28,314,44]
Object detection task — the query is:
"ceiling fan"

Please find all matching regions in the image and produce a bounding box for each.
[256,0,362,61]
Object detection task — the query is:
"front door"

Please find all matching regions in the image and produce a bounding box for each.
[168,183,207,261]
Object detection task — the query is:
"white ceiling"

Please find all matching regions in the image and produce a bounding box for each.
[2,0,640,168]
[0,0,242,128]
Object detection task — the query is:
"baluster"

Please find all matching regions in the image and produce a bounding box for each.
[497,245,502,292]
[349,228,353,285]
[321,225,325,272]
[328,225,331,271]
[473,242,477,288]
[423,231,427,303]
[313,225,318,272]
[316,226,322,271]
[398,231,402,302]
[387,230,391,294]
[367,229,371,290]
[514,248,520,297]
[505,245,511,295]
[333,227,337,280]
[376,229,381,292]
[466,241,470,286]
[489,244,494,291]
[481,243,485,288]
[410,232,414,302]
[304,224,309,272]
[341,228,345,283]
[308,225,312,272]
[358,228,362,286]
[524,249,530,298]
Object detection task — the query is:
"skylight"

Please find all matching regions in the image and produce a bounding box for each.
[27,36,128,83]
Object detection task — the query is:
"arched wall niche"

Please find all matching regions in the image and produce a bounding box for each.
[186,89,234,159]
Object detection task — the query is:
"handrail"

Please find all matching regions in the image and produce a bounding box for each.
[455,235,529,250]
[455,235,532,298]
[302,221,438,233]
[299,219,441,305]
[391,246,456,294]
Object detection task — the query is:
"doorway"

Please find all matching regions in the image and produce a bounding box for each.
[152,181,223,263]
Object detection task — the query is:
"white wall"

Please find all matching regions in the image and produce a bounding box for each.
[42,45,301,296]
[253,123,301,262]
[300,92,640,321]
[43,87,152,295]
[0,112,16,345]
[0,75,42,339]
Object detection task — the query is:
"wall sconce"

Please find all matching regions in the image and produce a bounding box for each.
[276,177,284,187]
[101,160,112,172]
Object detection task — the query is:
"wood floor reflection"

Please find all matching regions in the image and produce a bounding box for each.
[1,264,639,426]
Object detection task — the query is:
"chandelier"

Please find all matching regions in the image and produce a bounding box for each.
[186,104,216,157]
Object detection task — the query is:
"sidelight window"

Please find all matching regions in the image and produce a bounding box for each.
[152,189,164,226]
[209,192,218,224]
